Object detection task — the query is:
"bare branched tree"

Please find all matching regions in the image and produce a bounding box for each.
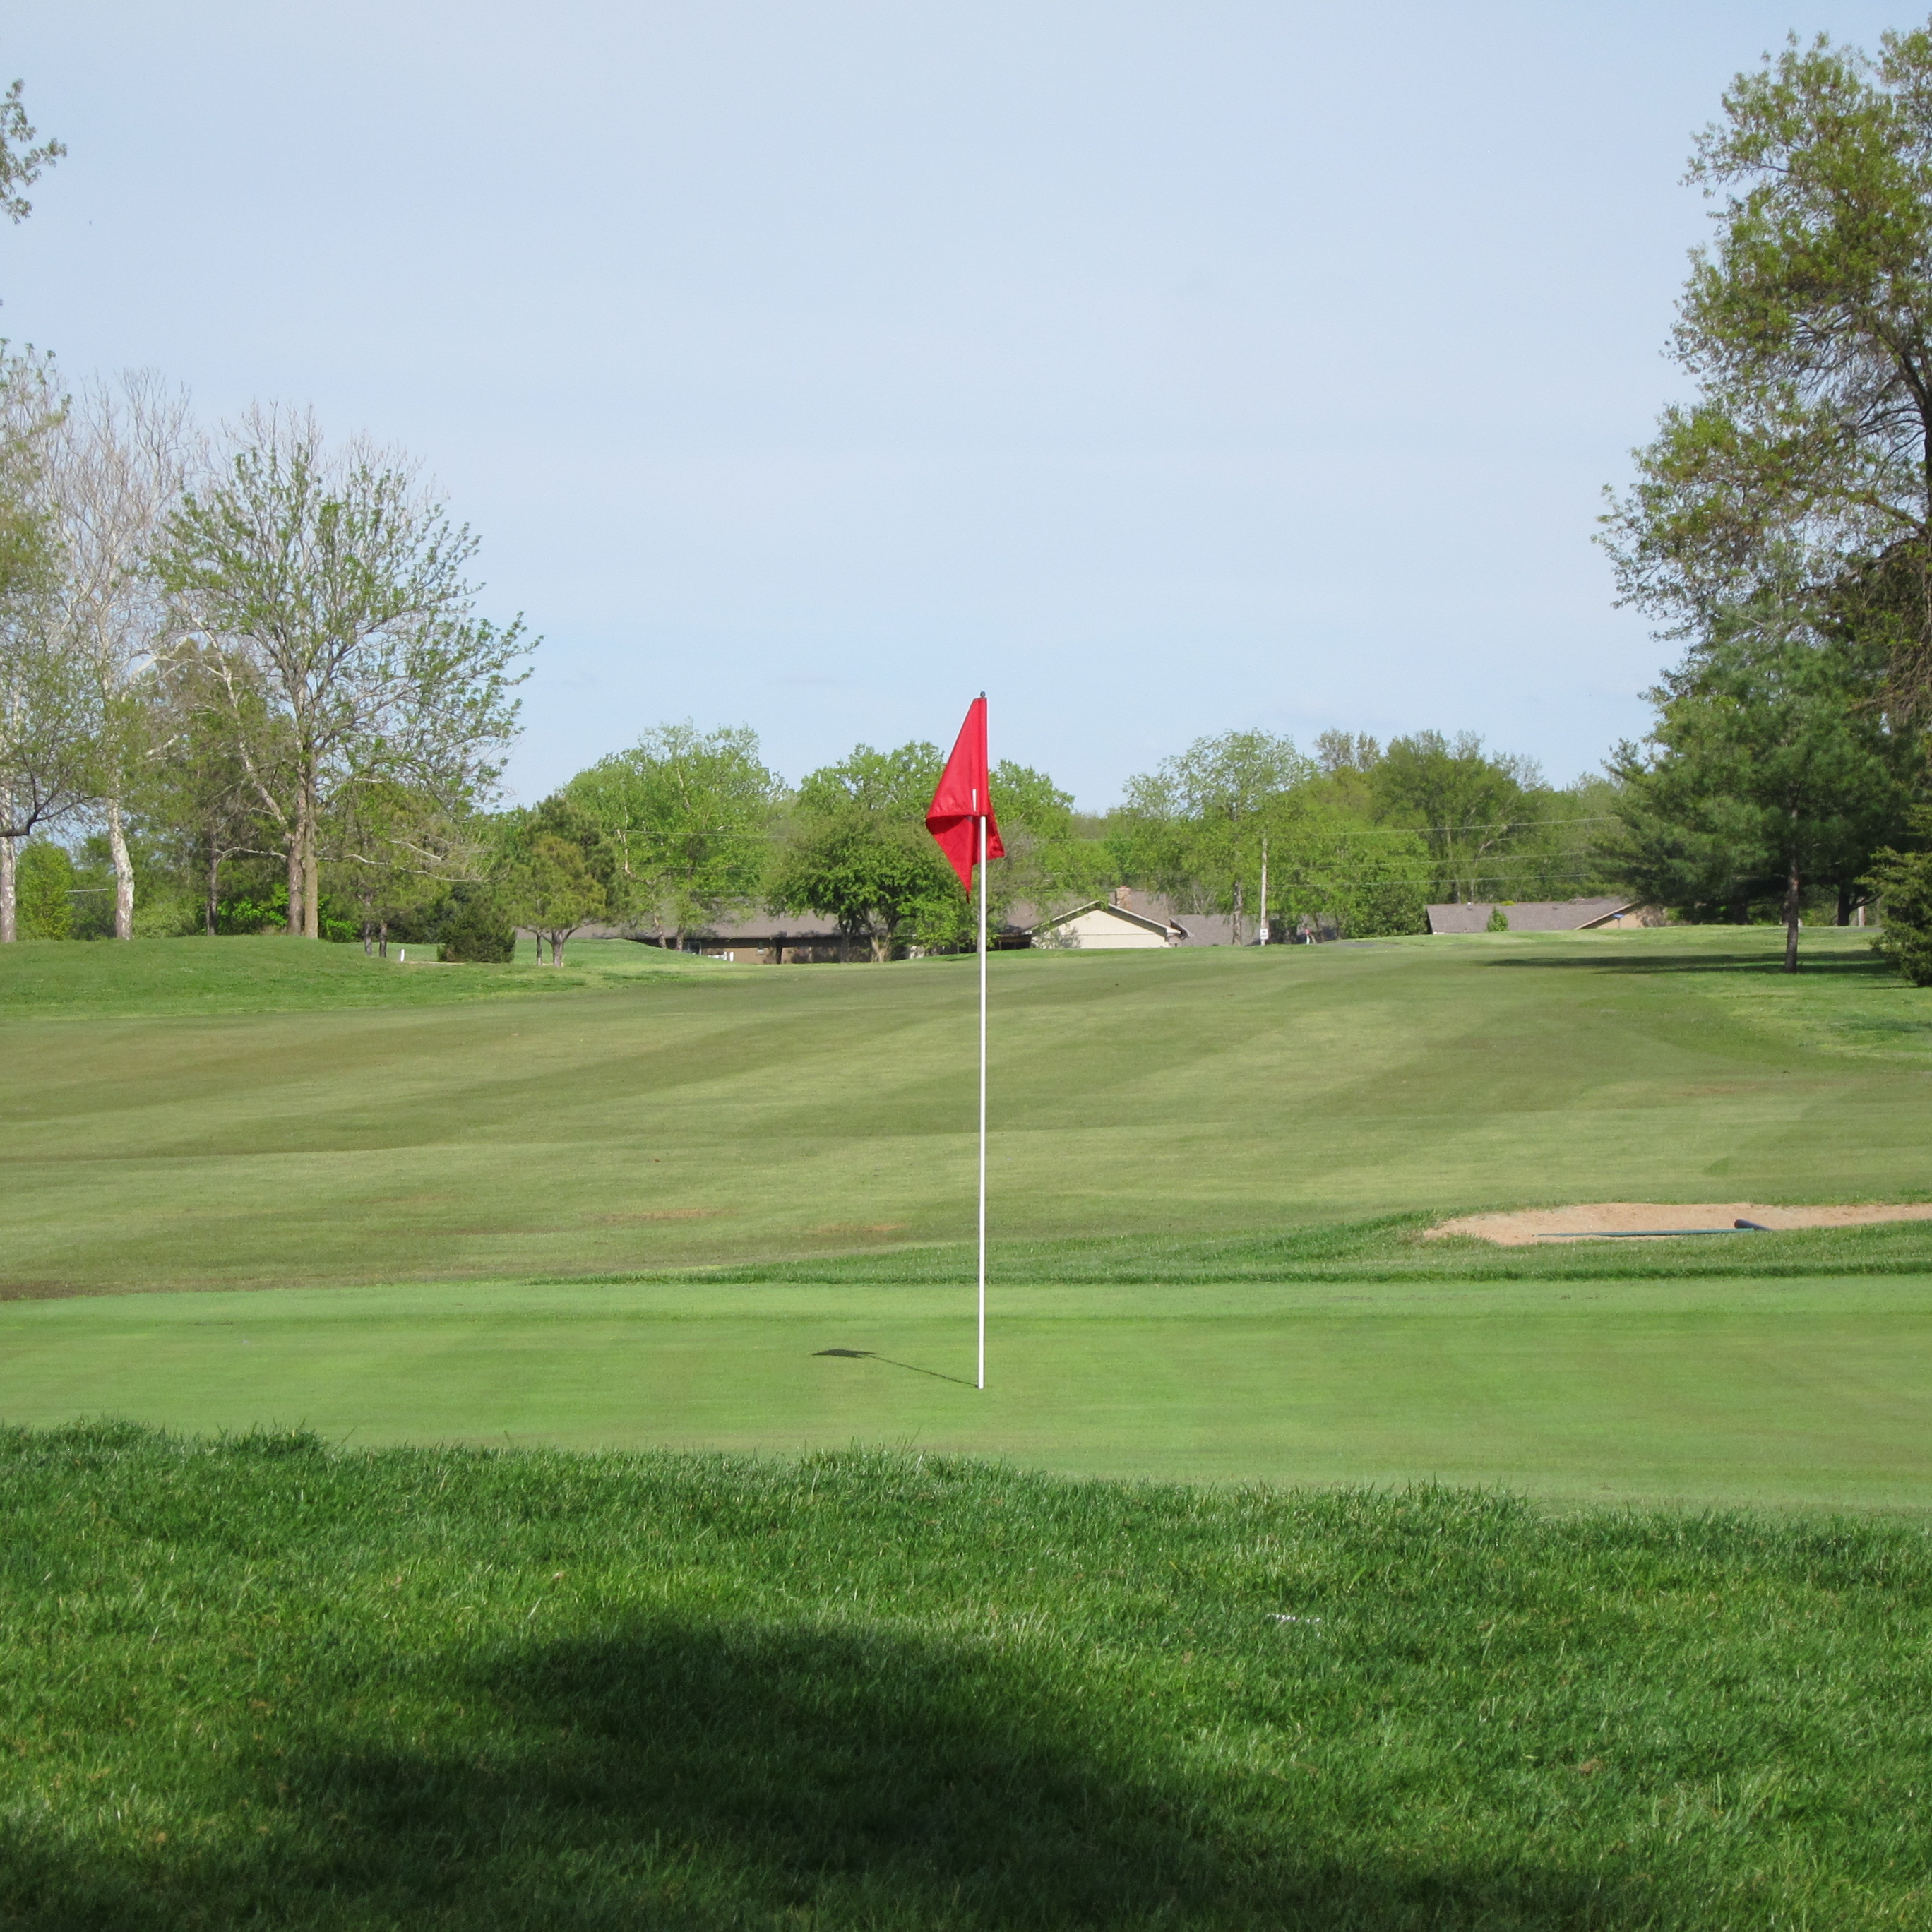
[0,347,97,943]
[39,373,198,936]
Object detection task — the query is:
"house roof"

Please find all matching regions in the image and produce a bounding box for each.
[1426,897,1638,935]
[1134,895,1236,947]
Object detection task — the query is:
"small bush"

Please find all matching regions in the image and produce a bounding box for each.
[16,842,76,938]
[1485,905,1510,933]
[1334,879,1430,938]
[211,881,358,942]
[133,895,202,938]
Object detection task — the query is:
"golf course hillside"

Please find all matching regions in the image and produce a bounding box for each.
[6,923,1932,1508]
[4,924,1929,1294]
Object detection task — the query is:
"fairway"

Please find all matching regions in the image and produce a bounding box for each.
[5,925,1932,1294]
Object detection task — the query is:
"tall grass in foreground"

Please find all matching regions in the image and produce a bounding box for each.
[2,1426,1928,1929]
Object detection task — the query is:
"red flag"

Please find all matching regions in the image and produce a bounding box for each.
[926,694,1004,893]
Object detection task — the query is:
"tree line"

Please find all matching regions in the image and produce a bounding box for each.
[505,722,1626,962]
[0,299,1607,961]
[0,318,1833,967]
[25,37,1932,975]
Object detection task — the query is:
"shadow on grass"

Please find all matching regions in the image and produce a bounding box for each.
[0,1615,1666,1931]
[1487,946,1892,978]
[816,1346,978,1386]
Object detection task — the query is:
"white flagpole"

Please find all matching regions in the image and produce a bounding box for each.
[977,807,988,1390]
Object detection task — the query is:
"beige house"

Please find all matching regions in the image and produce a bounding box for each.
[1031,899,1182,949]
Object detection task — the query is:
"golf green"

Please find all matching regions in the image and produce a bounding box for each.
[4,1274,1928,1508]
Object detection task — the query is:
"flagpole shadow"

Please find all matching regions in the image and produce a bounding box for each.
[813,1349,978,1388]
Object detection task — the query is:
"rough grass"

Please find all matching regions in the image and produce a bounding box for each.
[2,1423,1928,1931]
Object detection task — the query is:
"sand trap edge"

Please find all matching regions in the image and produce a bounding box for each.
[1426,1203,1932,1248]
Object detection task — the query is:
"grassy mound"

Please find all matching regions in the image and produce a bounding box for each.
[4,1424,1928,1929]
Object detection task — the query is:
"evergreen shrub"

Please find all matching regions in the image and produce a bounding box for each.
[437,884,517,963]
[1866,842,1932,984]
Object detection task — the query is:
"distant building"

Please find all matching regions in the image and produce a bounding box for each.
[1030,898,1181,949]
[621,913,873,962]
[609,881,1259,960]
[1028,888,1248,949]
[619,910,1037,962]
[1425,897,1659,935]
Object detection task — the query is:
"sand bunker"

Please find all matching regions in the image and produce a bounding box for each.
[1428,1203,1932,1247]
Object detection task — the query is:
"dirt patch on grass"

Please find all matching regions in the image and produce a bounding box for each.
[590,1210,729,1224]
[1429,1202,1932,1246]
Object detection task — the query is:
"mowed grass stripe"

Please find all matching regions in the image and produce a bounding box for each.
[6,926,1932,1292]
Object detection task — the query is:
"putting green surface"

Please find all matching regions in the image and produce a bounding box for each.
[6,1273,1930,1509]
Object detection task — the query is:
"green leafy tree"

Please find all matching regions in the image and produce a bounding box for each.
[501,797,616,965]
[0,80,63,228]
[514,836,605,965]
[1606,616,1914,970]
[158,406,532,940]
[770,742,958,960]
[565,722,779,946]
[1864,817,1932,983]
[1112,732,1311,941]
[1600,24,1932,710]
[326,778,460,955]
[434,881,517,964]
[1368,732,1546,904]
[1266,795,1431,938]
[0,102,76,939]
[146,640,279,936]
[1,349,100,942]
[14,837,72,937]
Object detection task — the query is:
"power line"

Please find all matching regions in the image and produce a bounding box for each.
[592,812,1623,843]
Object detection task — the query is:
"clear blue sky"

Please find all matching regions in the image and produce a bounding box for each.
[4,4,1914,806]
